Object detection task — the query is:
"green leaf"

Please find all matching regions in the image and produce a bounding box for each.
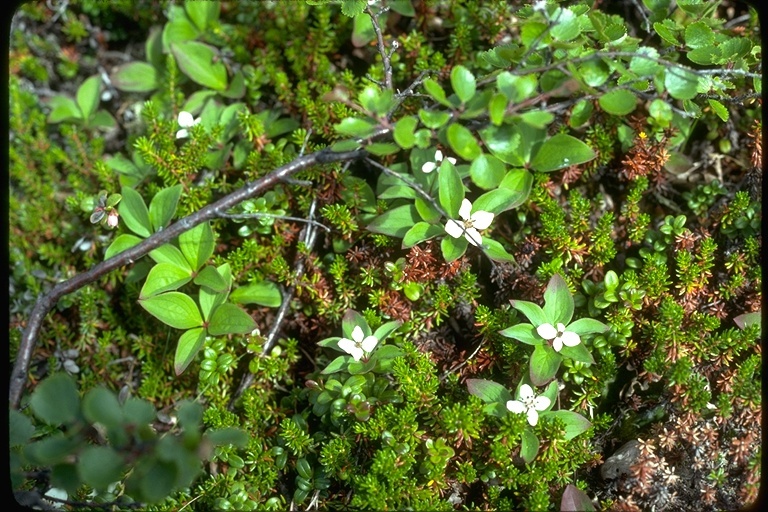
[48,96,82,123]
[653,21,679,46]
[174,327,207,375]
[179,221,214,271]
[140,262,193,298]
[104,234,142,260]
[25,435,80,466]
[185,0,219,31]
[498,168,533,207]
[577,59,609,87]
[342,309,369,339]
[393,115,417,149]
[321,355,349,375]
[149,185,182,232]
[687,46,721,65]
[379,185,417,200]
[629,47,662,76]
[418,109,451,129]
[341,0,367,17]
[193,265,229,292]
[351,11,375,47]
[29,373,80,425]
[77,75,101,120]
[598,89,638,116]
[542,274,574,325]
[561,484,597,512]
[230,280,282,307]
[389,0,415,16]
[110,62,159,92]
[83,387,123,428]
[488,92,508,126]
[550,7,580,41]
[447,123,482,160]
[88,110,117,130]
[77,446,126,491]
[510,300,548,326]
[497,72,537,103]
[707,99,728,122]
[139,292,203,330]
[402,222,444,248]
[529,345,561,386]
[372,320,402,342]
[470,153,506,190]
[466,378,513,403]
[479,124,524,166]
[499,322,541,345]
[440,236,467,262]
[423,78,452,108]
[567,317,610,336]
[473,187,524,215]
[664,67,698,100]
[334,117,378,138]
[149,244,192,272]
[366,204,420,238]
[10,409,34,446]
[414,197,441,223]
[684,20,714,49]
[481,238,515,262]
[119,187,152,238]
[540,410,591,440]
[205,428,249,448]
[559,342,595,365]
[519,110,555,128]
[451,65,476,103]
[208,303,256,336]
[365,142,400,156]
[530,134,596,173]
[438,160,464,217]
[162,6,200,51]
[171,41,228,91]
[520,428,539,463]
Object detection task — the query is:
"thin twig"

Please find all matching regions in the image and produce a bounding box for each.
[366,5,393,91]
[217,212,331,232]
[9,147,366,409]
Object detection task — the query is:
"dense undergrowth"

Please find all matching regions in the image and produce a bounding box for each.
[9,0,762,510]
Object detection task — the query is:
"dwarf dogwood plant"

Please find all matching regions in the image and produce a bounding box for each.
[500,274,610,386]
[317,310,402,375]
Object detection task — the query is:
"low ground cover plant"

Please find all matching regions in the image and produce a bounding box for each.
[9,0,761,510]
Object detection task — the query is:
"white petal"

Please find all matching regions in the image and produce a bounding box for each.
[434,149,444,161]
[351,325,365,343]
[556,322,566,332]
[464,228,482,246]
[534,396,551,411]
[458,198,473,220]
[361,335,378,353]
[338,338,363,360]
[537,323,557,340]
[506,400,526,414]
[447,157,457,164]
[526,408,539,426]
[422,162,437,173]
[518,384,535,400]
[552,336,564,352]
[176,129,189,139]
[561,331,581,347]
[178,111,195,127]
[470,210,494,230]
[445,219,465,239]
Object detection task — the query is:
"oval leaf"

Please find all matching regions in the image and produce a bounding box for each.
[174,327,207,375]
[104,234,143,260]
[77,446,126,491]
[171,41,228,91]
[366,204,420,238]
[140,262,193,298]
[530,134,596,173]
[179,221,214,271]
[29,373,80,425]
[451,65,476,103]
[207,303,256,336]
[230,281,282,307]
[447,123,482,160]
[149,185,182,232]
[402,222,444,248]
[119,187,152,238]
[139,292,203,330]
[111,62,159,92]
[598,89,638,116]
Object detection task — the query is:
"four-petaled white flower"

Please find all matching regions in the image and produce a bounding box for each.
[337,326,378,361]
[176,111,201,139]
[506,384,551,426]
[421,149,457,173]
[537,322,581,352]
[444,198,494,246]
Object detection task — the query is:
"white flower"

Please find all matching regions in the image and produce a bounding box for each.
[537,322,581,352]
[106,210,119,228]
[444,198,494,246]
[337,325,378,361]
[176,111,201,139]
[421,149,457,173]
[506,384,551,426]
